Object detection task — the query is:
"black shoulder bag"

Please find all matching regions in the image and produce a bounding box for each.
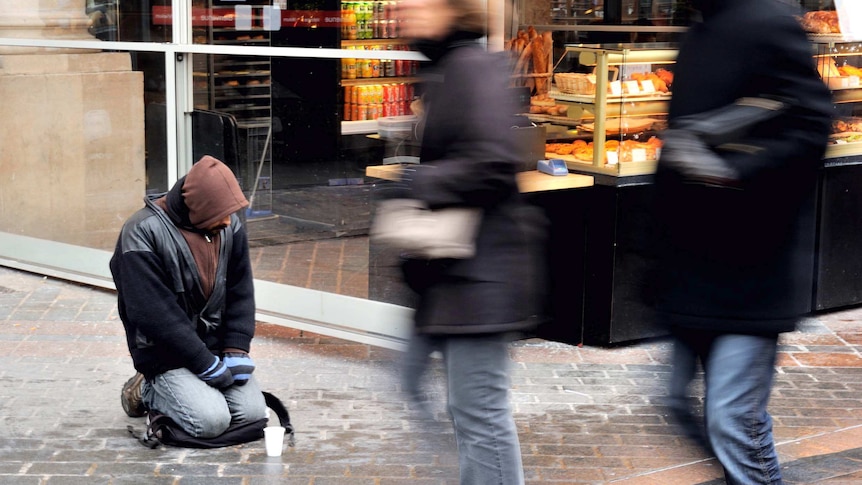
[128,391,295,449]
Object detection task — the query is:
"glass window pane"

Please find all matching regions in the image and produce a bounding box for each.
[190,1,339,48]
[188,0,423,302]
[0,2,168,47]
[116,1,173,43]
[191,53,363,299]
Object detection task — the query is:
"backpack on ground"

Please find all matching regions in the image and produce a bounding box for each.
[127,391,294,449]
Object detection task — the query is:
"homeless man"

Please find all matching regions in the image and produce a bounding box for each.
[110,155,266,439]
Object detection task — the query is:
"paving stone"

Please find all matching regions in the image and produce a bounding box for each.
[0,477,41,485]
[25,462,94,475]
[2,267,862,484]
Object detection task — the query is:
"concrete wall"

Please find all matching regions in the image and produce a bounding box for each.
[0,52,145,250]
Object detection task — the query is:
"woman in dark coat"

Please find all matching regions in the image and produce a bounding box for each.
[396,0,542,483]
[652,0,833,483]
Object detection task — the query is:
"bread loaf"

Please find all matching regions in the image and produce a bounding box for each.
[531,37,548,93]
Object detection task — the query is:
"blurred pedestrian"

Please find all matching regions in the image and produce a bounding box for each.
[395,0,544,483]
[651,0,833,483]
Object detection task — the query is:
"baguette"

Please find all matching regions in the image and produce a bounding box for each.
[513,38,526,55]
[531,36,548,93]
[514,41,533,75]
[542,31,553,70]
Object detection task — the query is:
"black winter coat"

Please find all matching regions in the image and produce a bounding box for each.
[401,35,543,335]
[652,0,833,334]
[110,195,256,379]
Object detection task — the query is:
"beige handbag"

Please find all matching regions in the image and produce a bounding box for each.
[370,198,482,259]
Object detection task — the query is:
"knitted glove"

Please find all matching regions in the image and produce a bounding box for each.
[223,351,255,386]
[659,129,741,188]
[196,356,234,389]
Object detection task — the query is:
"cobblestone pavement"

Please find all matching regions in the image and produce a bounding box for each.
[1,266,862,484]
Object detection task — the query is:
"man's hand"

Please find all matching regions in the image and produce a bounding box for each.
[196,356,234,389]
[223,352,255,386]
[660,129,741,188]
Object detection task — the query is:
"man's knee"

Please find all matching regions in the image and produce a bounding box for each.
[189,406,232,438]
[235,394,268,424]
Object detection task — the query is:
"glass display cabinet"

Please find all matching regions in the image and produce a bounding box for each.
[540,43,677,176]
[811,36,862,159]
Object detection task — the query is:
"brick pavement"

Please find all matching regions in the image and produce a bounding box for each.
[1,266,862,484]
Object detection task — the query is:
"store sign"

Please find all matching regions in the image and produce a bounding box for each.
[152,6,343,29]
[835,0,862,39]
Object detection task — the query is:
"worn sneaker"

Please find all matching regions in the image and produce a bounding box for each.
[121,372,146,417]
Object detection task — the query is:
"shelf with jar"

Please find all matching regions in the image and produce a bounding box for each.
[537,44,677,177]
[339,47,420,129]
[343,82,416,122]
[341,0,400,42]
[340,1,422,133]
[342,39,409,48]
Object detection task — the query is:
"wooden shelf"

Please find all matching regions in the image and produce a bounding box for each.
[826,141,862,159]
[341,77,420,86]
[365,164,595,193]
[342,39,409,47]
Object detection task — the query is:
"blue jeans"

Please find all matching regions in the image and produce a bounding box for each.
[403,333,525,485]
[400,332,442,420]
[680,331,783,485]
[142,368,267,438]
[667,337,710,451]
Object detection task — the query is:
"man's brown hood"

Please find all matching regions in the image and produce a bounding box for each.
[182,155,248,230]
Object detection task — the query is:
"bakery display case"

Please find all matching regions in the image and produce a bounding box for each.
[537,44,676,177]
[811,37,862,159]
[802,10,862,311]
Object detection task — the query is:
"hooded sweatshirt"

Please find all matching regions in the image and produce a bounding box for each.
[156,156,248,297]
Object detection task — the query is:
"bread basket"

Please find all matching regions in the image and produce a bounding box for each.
[554,73,596,95]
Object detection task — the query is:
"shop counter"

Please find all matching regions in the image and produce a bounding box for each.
[364,164,594,193]
[365,164,595,346]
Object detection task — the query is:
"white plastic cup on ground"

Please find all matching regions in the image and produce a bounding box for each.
[264,426,285,457]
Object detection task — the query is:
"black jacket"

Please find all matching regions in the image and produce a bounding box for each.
[110,195,256,379]
[652,0,833,334]
[400,34,544,335]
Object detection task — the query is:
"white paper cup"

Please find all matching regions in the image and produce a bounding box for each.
[263,426,285,457]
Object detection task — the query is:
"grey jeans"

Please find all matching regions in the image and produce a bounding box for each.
[403,332,525,485]
[142,368,267,438]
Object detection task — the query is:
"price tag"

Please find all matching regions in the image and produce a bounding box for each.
[639,79,656,94]
[609,81,622,96]
[623,80,641,95]
[606,150,619,165]
[632,148,647,162]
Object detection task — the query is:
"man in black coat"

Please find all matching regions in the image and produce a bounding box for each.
[651,0,833,483]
